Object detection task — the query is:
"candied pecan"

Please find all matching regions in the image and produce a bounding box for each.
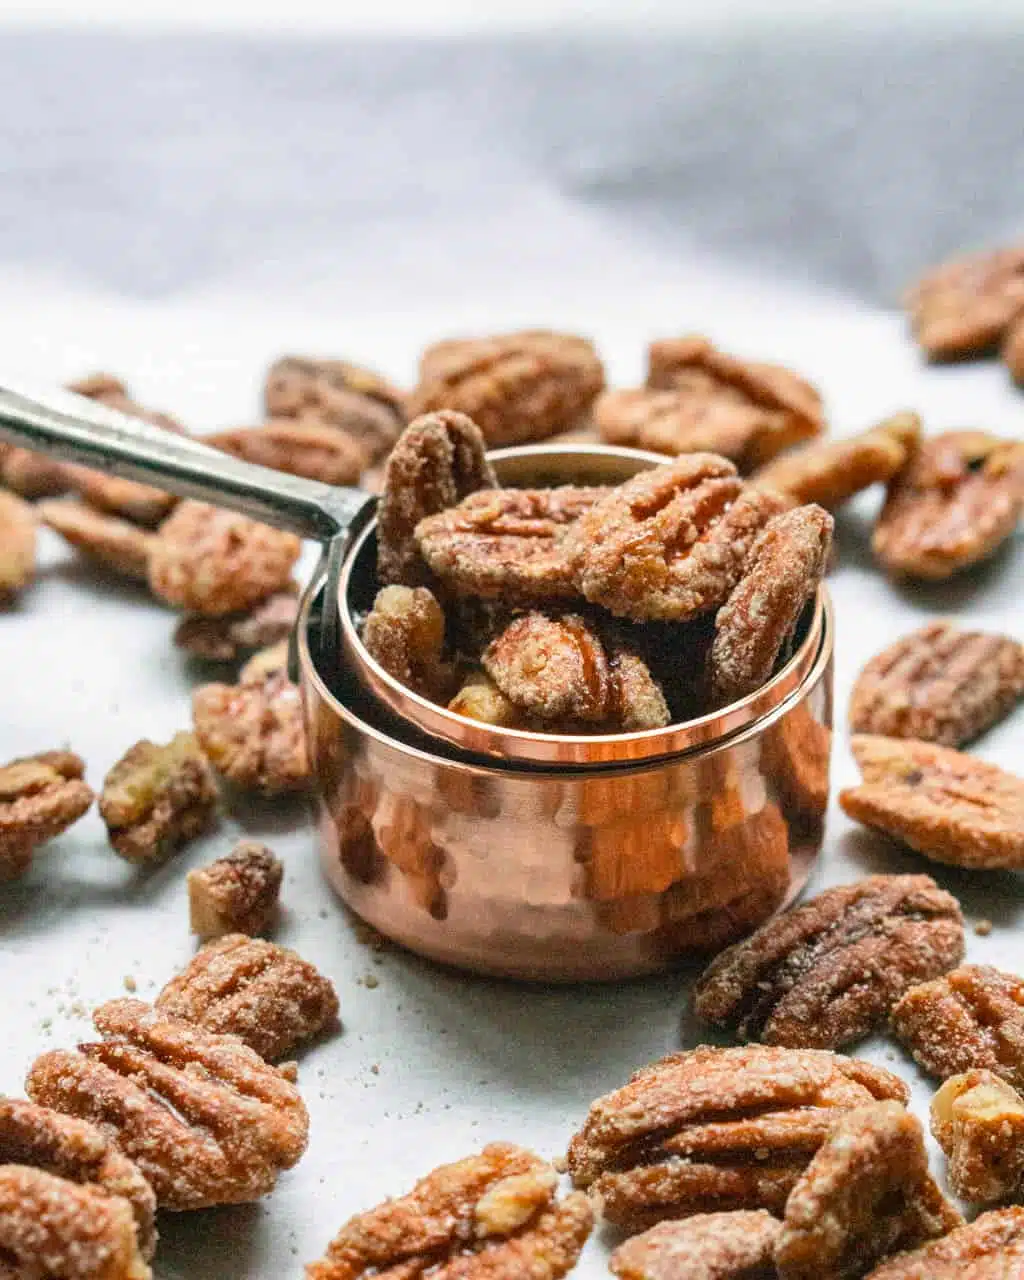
[156,933,338,1061]
[867,1208,1024,1279]
[149,500,301,616]
[849,621,1024,747]
[448,669,522,726]
[930,1069,1024,1204]
[361,584,454,701]
[26,998,308,1210]
[775,1103,961,1280]
[709,504,832,703]
[840,735,1024,869]
[566,1045,907,1234]
[610,1210,782,1280]
[872,431,1024,580]
[411,329,605,447]
[0,1097,156,1260]
[0,751,93,880]
[694,875,964,1051]
[416,485,606,603]
[187,842,283,939]
[0,444,69,498]
[173,585,300,661]
[0,490,36,597]
[206,420,366,487]
[377,411,497,586]
[192,641,310,794]
[38,499,154,581]
[1002,313,1024,383]
[305,1142,592,1280]
[905,244,1024,359]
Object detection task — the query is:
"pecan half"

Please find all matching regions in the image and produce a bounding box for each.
[38,499,154,581]
[173,585,300,661]
[840,735,1024,869]
[866,1208,1024,1280]
[411,330,605,446]
[774,1103,961,1280]
[187,842,283,940]
[872,431,1024,580]
[1002,313,1024,383]
[361,584,454,702]
[849,622,1024,747]
[930,1069,1024,1204]
[305,1142,592,1280]
[155,933,339,1062]
[206,420,366,487]
[0,490,36,597]
[0,443,69,498]
[694,875,964,1051]
[905,244,1024,360]
[566,1045,908,1234]
[0,750,94,880]
[610,1211,781,1280]
[26,998,308,1210]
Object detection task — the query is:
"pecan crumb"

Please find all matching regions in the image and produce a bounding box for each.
[975,919,993,937]
[187,841,283,939]
[0,750,93,880]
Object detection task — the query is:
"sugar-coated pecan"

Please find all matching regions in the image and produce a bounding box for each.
[866,1208,1024,1280]
[694,875,964,1051]
[0,490,36,597]
[849,621,1024,747]
[156,933,339,1062]
[1002,313,1024,383]
[0,750,94,880]
[611,1211,781,1280]
[709,504,832,703]
[26,999,308,1210]
[206,420,366,487]
[905,244,1024,360]
[361,585,454,701]
[566,1045,907,1235]
[38,499,154,581]
[872,431,1024,580]
[305,1142,592,1280]
[411,330,605,446]
[377,411,497,586]
[930,1069,1024,1204]
[774,1103,961,1280]
[840,735,1024,869]
[448,669,522,726]
[187,842,283,939]
[0,443,69,498]
[173,585,300,661]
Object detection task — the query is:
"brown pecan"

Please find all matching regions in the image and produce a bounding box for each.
[0,443,69,498]
[709,504,833,703]
[0,1097,156,1261]
[149,500,301,616]
[192,641,310,794]
[694,875,964,1051]
[26,998,308,1210]
[155,933,338,1061]
[411,330,605,447]
[774,1103,961,1280]
[377,411,497,586]
[98,732,218,864]
[448,669,522,726]
[173,585,300,661]
[905,245,1024,360]
[930,1070,1024,1204]
[305,1142,592,1280]
[38,499,154,581]
[610,1210,782,1280]
[0,490,36,597]
[867,1208,1024,1279]
[1002,314,1024,383]
[849,621,1024,747]
[840,735,1024,869]
[0,750,94,880]
[566,1045,908,1234]
[872,430,1024,580]
[361,584,455,702]
[206,420,366,487]
[187,842,283,939]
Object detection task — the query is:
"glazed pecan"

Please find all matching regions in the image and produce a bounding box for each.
[0,443,69,498]
[872,431,1024,580]
[0,490,36,597]
[98,732,218,864]
[0,750,93,880]
[849,621,1024,747]
[173,585,300,661]
[566,1045,908,1234]
[187,842,283,939]
[840,735,1024,869]
[411,330,605,446]
[774,1103,961,1280]
[149,500,301,616]
[361,585,454,701]
[38,499,154,581]
[1002,314,1024,383]
[305,1142,592,1280]
[610,1211,782,1280]
[693,875,964,1051]
[709,504,833,703]
[206,420,366,487]
[192,641,310,793]
[867,1208,1024,1279]
[377,411,497,586]
[930,1069,1024,1203]
[26,998,308,1210]
[155,933,339,1062]
[448,669,522,726]
[905,244,1024,359]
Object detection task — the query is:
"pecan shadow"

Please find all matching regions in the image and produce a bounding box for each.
[37,556,157,607]
[155,1203,268,1280]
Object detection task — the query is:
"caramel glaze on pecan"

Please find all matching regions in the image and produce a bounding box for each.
[905,245,1024,360]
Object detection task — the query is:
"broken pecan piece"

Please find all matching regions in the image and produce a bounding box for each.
[849,621,1024,747]
[173,585,300,661]
[38,499,154,581]
[867,1208,1024,1279]
[206,420,366,487]
[187,842,283,939]
[448,669,522,726]
[26,998,308,1210]
[693,875,964,1051]
[305,1142,592,1280]
[0,750,94,880]
[905,244,1024,360]
[610,1210,782,1280]
[930,1069,1024,1204]
[840,735,1024,869]
[0,490,36,598]
[361,584,454,701]
[155,933,339,1061]
[774,1102,962,1280]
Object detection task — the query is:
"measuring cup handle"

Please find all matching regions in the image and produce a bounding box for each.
[0,381,369,542]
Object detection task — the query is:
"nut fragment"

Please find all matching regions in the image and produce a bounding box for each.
[0,490,36,597]
[206,420,366,487]
[840,735,1024,869]
[187,842,283,939]
[866,1208,1024,1279]
[930,1070,1024,1203]
[173,586,300,661]
[305,1142,592,1280]
[566,1045,908,1234]
[448,669,522,726]
[905,245,1024,359]
[99,732,218,864]
[774,1103,961,1280]
[872,431,1024,580]
[361,584,454,701]
[156,933,338,1061]
[149,500,301,616]
[27,998,308,1210]
[0,750,94,880]
[694,875,964,1051]
[38,499,154,581]
[849,622,1024,747]
[411,330,605,446]
[610,1210,782,1280]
